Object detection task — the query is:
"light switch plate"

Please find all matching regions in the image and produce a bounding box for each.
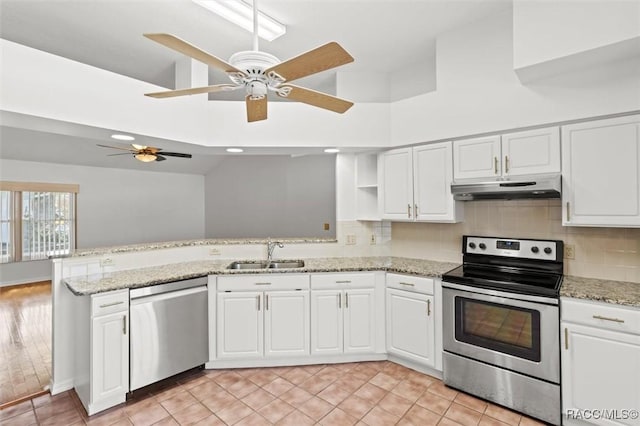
[346,234,356,245]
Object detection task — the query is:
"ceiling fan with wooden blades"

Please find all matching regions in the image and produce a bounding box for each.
[143,0,354,122]
[97,144,192,162]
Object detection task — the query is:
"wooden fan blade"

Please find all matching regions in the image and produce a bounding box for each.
[145,84,238,99]
[265,42,354,83]
[158,152,192,158]
[97,144,137,152]
[246,96,267,122]
[155,155,167,162]
[144,33,245,74]
[277,85,353,113]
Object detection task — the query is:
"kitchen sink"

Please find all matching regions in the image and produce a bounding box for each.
[227,260,305,270]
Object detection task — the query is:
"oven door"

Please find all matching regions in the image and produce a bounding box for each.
[442,282,559,384]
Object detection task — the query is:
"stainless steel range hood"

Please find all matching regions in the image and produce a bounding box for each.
[451,174,561,201]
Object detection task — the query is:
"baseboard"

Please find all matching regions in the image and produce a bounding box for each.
[0,276,51,287]
[50,378,74,395]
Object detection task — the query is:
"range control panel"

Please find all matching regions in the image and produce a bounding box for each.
[464,236,562,261]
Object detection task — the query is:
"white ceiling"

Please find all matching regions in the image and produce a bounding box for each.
[0,0,512,172]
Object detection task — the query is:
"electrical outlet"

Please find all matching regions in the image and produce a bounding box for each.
[564,244,575,260]
[370,234,376,245]
[100,257,114,267]
[346,234,356,245]
[209,248,221,256]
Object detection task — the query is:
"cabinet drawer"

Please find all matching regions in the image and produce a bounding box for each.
[91,290,129,317]
[218,274,309,291]
[562,298,640,334]
[311,272,374,289]
[386,273,434,295]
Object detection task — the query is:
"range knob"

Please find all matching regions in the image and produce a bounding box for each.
[544,247,553,255]
[468,242,476,249]
[531,246,539,254]
[479,243,487,250]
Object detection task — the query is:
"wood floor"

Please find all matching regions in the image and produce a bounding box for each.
[0,282,52,406]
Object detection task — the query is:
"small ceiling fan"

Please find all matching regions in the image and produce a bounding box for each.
[97,144,192,162]
[143,0,354,122]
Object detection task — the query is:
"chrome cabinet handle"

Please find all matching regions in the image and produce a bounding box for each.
[335,280,351,284]
[345,292,349,308]
[593,315,624,323]
[255,282,271,286]
[505,156,510,173]
[265,294,269,310]
[564,327,568,350]
[123,315,127,335]
[256,295,261,311]
[407,204,411,218]
[414,204,418,216]
[427,300,431,316]
[100,301,124,308]
[566,202,570,222]
[399,282,415,287]
[338,293,341,308]
[494,157,499,174]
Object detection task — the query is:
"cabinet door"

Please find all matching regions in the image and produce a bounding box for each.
[380,148,414,220]
[453,135,501,180]
[562,323,640,426]
[501,127,560,176]
[562,115,640,227]
[264,291,310,357]
[386,288,435,367]
[92,311,128,402]
[217,292,263,359]
[413,142,462,222]
[343,289,376,354]
[311,290,343,355]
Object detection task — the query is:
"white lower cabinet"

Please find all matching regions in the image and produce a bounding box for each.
[385,273,437,369]
[75,289,129,416]
[561,298,640,426]
[216,274,310,360]
[310,273,377,356]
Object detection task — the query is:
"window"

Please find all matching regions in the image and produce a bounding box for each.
[0,182,78,263]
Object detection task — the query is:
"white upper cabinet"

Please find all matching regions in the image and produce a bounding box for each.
[453,127,560,180]
[379,148,414,220]
[562,114,640,227]
[453,135,502,179]
[380,143,462,223]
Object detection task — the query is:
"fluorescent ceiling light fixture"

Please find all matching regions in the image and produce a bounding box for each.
[226,148,244,153]
[324,148,340,153]
[111,134,135,141]
[193,0,286,41]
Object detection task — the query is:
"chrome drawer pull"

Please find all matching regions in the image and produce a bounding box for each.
[254,282,272,286]
[335,280,351,284]
[99,301,124,308]
[399,282,415,287]
[593,315,625,323]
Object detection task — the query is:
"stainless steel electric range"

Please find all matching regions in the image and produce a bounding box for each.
[441,235,564,425]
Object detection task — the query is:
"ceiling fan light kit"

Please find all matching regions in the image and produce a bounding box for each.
[135,153,158,162]
[144,0,354,123]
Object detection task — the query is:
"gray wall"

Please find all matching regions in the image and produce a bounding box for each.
[0,159,205,285]
[205,155,336,238]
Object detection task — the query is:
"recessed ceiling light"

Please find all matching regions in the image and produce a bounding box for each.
[324,148,340,153]
[226,148,244,153]
[192,0,286,41]
[111,134,135,141]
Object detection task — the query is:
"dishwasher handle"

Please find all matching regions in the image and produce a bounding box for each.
[130,276,208,300]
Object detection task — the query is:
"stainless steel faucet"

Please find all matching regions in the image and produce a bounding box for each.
[266,237,284,266]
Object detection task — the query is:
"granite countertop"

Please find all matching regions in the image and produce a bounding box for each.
[561,275,640,309]
[64,256,460,296]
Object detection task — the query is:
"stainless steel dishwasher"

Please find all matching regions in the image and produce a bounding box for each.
[129,276,208,391]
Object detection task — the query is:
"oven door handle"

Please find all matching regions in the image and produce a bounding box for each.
[441,281,559,305]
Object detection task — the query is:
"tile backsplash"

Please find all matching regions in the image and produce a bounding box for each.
[390,200,640,283]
